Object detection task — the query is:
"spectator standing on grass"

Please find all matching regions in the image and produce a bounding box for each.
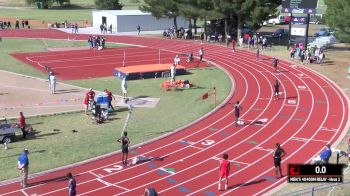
[262,37,267,50]
[67,172,76,196]
[121,77,128,99]
[49,72,56,94]
[273,143,286,178]
[18,112,26,139]
[86,88,96,109]
[239,36,243,48]
[18,149,29,188]
[118,132,130,166]
[307,49,312,64]
[300,50,305,64]
[170,63,176,84]
[104,89,115,110]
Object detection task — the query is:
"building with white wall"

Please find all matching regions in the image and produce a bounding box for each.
[92,10,188,33]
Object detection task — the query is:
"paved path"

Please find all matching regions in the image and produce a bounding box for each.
[0,70,125,119]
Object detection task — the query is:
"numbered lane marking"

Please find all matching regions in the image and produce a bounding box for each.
[201,140,215,146]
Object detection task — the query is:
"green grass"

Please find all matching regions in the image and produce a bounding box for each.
[3,0,144,8]
[0,38,122,78]
[0,68,231,181]
[0,8,92,22]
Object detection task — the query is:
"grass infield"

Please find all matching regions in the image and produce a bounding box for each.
[0,68,231,181]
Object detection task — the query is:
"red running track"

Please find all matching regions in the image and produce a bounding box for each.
[0,29,349,195]
[11,47,206,80]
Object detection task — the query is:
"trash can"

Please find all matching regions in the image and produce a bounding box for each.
[36,2,42,9]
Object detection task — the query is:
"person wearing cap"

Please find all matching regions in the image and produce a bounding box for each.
[18,149,29,188]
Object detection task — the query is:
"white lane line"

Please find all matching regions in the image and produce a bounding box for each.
[222,61,334,196]
[96,178,130,191]
[116,46,293,195]
[188,145,204,150]
[20,190,29,196]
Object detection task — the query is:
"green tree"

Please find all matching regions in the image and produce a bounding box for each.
[325,0,350,43]
[213,0,280,41]
[95,0,123,10]
[140,0,180,30]
[25,0,70,8]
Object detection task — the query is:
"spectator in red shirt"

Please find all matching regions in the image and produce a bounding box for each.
[83,95,89,115]
[84,88,95,114]
[18,112,26,138]
[104,89,115,110]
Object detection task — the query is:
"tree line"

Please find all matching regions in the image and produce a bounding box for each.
[25,0,349,43]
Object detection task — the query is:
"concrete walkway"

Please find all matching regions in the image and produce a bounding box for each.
[0,70,159,119]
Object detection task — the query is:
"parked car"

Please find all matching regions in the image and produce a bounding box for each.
[309,17,320,24]
[314,28,331,37]
[271,29,289,38]
[268,15,291,25]
[0,124,22,143]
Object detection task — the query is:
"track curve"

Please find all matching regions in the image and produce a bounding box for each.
[0,29,349,196]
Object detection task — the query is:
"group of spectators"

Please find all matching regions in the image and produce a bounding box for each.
[290,43,325,65]
[245,33,268,50]
[163,26,192,39]
[0,19,30,29]
[87,35,106,50]
[0,21,11,29]
[100,23,113,34]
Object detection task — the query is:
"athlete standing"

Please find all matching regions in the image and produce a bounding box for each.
[234,101,242,127]
[218,153,230,191]
[118,132,130,166]
[274,80,280,100]
[273,143,286,178]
